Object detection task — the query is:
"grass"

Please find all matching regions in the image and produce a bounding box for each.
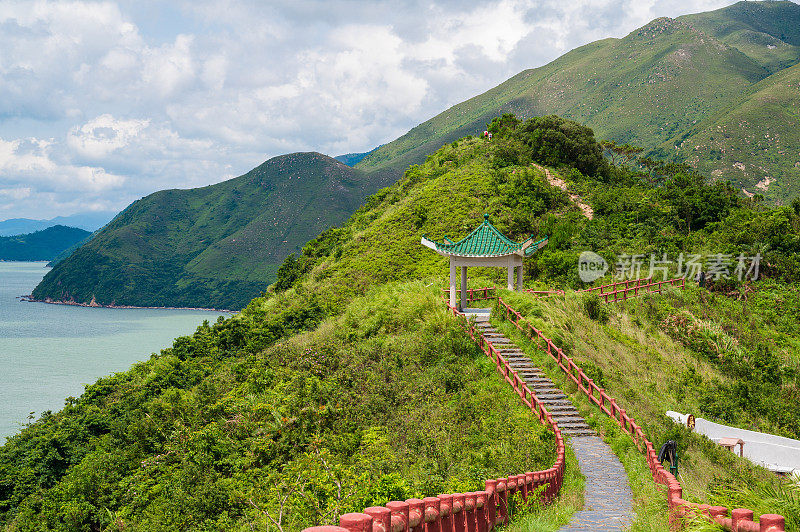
[487,287,791,529]
[505,447,585,532]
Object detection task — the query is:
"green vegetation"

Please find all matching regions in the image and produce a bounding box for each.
[0,226,91,262]
[31,153,397,310]
[356,1,800,204]
[0,282,560,531]
[4,111,799,530]
[32,2,800,310]
[492,286,799,530]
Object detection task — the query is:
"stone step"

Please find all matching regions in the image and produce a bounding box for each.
[541,402,577,412]
[526,378,555,386]
[533,390,567,401]
[530,388,564,396]
[554,418,592,427]
[561,428,596,437]
[552,416,588,425]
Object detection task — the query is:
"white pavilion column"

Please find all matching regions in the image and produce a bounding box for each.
[449,259,457,308]
[507,260,514,291]
[517,264,523,291]
[460,266,467,310]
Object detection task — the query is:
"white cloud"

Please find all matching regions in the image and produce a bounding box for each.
[68,114,150,159]
[0,0,791,218]
[0,137,125,192]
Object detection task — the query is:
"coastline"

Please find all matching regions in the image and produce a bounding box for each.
[19,295,236,313]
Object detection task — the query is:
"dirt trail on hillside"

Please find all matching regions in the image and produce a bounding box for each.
[532,163,594,219]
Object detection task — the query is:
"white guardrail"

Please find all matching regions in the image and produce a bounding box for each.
[667,411,800,477]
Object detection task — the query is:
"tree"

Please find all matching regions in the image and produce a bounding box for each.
[600,140,643,166]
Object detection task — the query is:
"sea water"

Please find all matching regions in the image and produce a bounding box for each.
[0,261,231,440]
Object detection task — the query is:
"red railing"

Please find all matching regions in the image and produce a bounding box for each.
[523,289,565,297]
[580,277,685,303]
[301,289,565,532]
[441,287,497,303]
[496,296,785,532]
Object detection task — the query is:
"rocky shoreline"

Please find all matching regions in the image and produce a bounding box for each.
[19,295,235,313]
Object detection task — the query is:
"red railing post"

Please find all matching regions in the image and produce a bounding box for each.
[759,514,786,532]
[484,480,497,529]
[423,497,441,532]
[475,491,488,532]
[732,508,754,530]
[365,507,391,532]
[438,494,453,532]
[387,501,410,532]
[408,499,425,532]
[340,513,373,532]
[463,493,477,532]
[495,478,508,525]
[450,494,465,532]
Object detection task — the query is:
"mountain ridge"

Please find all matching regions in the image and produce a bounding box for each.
[355,0,800,203]
[0,225,92,262]
[31,152,396,309]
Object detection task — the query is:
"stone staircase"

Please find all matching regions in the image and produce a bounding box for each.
[470,311,594,437]
[467,308,634,531]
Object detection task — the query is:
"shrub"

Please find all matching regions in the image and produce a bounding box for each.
[583,293,609,323]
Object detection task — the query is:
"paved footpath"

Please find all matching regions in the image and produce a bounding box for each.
[467,308,634,531]
[560,436,634,531]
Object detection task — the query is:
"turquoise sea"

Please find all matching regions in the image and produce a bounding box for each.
[0,261,231,440]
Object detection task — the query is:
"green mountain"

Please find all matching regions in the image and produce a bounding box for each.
[30,2,800,310]
[356,0,800,203]
[0,225,91,262]
[2,116,798,531]
[31,152,395,310]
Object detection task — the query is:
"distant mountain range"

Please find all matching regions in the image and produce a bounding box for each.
[334,147,379,166]
[355,0,800,203]
[29,0,800,309]
[31,153,396,309]
[0,212,117,237]
[0,225,91,262]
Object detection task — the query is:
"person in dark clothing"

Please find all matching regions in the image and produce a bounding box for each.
[697,270,706,288]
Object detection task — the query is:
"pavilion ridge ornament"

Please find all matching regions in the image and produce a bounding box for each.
[422,214,548,310]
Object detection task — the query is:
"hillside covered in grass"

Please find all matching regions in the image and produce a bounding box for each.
[2,114,799,530]
[0,282,558,531]
[0,226,91,262]
[30,153,396,310]
[356,1,800,204]
[493,284,800,529]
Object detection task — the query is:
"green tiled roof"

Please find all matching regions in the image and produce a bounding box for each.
[422,214,548,258]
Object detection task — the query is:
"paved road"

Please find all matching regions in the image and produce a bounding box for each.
[559,436,634,531]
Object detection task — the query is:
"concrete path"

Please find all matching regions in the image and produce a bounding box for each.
[560,436,634,531]
[469,309,634,531]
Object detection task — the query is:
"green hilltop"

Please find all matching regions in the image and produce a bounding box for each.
[2,116,799,530]
[31,152,396,310]
[30,1,800,310]
[0,226,91,262]
[356,0,800,203]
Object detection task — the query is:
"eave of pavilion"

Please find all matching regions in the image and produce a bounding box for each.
[421,214,548,260]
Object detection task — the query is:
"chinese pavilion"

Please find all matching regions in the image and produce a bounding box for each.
[422,214,548,310]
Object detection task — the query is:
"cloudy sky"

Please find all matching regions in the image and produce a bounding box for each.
[0,0,769,220]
